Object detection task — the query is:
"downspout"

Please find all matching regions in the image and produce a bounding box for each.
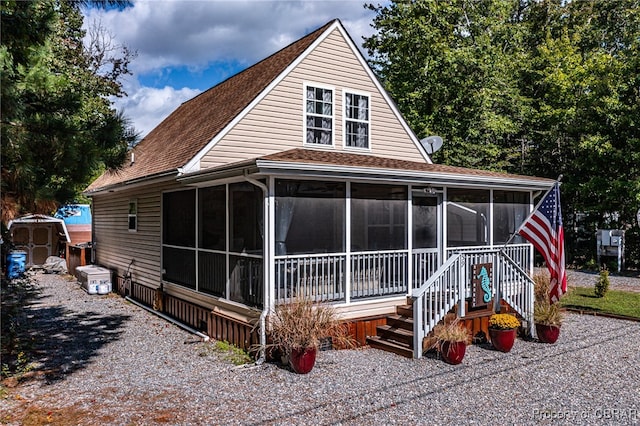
[243,170,269,365]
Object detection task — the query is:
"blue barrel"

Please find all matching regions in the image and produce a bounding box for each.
[6,250,26,279]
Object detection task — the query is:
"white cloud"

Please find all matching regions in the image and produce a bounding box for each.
[85,0,377,73]
[114,78,201,137]
[84,0,382,137]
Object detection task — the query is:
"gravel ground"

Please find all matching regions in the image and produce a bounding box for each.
[564,268,640,293]
[1,271,639,425]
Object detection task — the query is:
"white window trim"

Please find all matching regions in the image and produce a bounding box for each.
[303,81,335,148]
[343,89,371,151]
[128,199,137,232]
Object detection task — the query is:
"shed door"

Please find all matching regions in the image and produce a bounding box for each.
[12,226,31,265]
[31,225,53,265]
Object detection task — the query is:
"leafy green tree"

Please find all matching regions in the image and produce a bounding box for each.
[365,0,640,265]
[364,0,532,172]
[1,0,137,221]
[522,0,640,263]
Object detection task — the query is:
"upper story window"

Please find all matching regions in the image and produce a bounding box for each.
[344,92,370,149]
[305,84,333,145]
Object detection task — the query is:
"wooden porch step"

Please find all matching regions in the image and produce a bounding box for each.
[376,324,413,345]
[367,335,413,358]
[366,301,415,358]
[396,304,413,317]
[386,314,413,331]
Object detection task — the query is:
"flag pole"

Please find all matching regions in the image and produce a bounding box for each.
[498,174,563,254]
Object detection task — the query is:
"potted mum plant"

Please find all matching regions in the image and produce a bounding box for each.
[533,272,563,343]
[488,313,520,352]
[431,318,472,365]
[268,297,354,374]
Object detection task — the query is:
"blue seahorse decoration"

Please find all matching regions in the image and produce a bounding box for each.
[478,266,492,303]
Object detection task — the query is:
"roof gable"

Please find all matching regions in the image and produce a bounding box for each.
[87,20,334,192]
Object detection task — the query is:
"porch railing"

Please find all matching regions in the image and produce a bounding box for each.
[274,253,346,303]
[274,249,409,303]
[351,250,408,299]
[446,243,532,274]
[496,251,535,335]
[412,244,535,358]
[411,253,466,359]
[412,248,439,289]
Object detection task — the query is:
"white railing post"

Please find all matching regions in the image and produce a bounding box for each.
[457,256,465,317]
[493,253,501,313]
[413,296,423,359]
[527,276,535,337]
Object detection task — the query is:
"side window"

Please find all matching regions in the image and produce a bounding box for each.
[344,91,370,149]
[304,84,333,145]
[128,200,137,232]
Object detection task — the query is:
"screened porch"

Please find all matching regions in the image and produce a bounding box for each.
[160,176,536,310]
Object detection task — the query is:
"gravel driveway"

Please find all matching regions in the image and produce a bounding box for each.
[1,272,639,425]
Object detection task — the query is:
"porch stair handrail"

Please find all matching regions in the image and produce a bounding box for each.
[410,253,466,359]
[496,250,535,336]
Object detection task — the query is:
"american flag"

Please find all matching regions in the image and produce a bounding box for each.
[518,182,567,303]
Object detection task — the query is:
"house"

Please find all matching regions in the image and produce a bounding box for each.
[55,204,93,274]
[85,20,553,358]
[55,204,92,245]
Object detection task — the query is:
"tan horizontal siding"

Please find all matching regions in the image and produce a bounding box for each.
[91,180,178,289]
[200,28,425,169]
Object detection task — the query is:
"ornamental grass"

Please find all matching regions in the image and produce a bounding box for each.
[267,298,355,355]
[433,320,471,344]
[533,271,563,326]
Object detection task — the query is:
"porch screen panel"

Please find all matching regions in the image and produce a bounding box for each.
[198,251,225,296]
[162,190,196,289]
[493,191,529,244]
[229,182,264,306]
[413,196,438,248]
[229,182,263,255]
[229,255,263,308]
[351,184,407,251]
[275,180,345,255]
[447,189,489,247]
[163,189,196,247]
[162,246,196,289]
[199,185,226,250]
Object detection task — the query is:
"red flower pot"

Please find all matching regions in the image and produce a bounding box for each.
[489,328,517,352]
[440,341,467,365]
[289,347,317,374]
[536,323,561,344]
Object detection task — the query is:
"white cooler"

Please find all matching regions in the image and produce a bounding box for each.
[76,265,112,295]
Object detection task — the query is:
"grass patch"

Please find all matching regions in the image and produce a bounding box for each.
[198,340,253,366]
[560,287,640,319]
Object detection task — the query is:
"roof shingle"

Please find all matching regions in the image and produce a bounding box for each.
[258,149,554,184]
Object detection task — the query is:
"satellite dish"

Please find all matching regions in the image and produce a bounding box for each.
[420,136,443,154]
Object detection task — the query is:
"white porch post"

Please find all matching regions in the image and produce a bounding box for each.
[345,182,351,305]
[407,185,413,292]
[225,184,230,300]
[489,189,494,248]
[267,176,276,311]
[442,187,448,261]
[529,190,535,276]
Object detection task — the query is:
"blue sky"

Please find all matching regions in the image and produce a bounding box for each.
[83,0,382,137]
